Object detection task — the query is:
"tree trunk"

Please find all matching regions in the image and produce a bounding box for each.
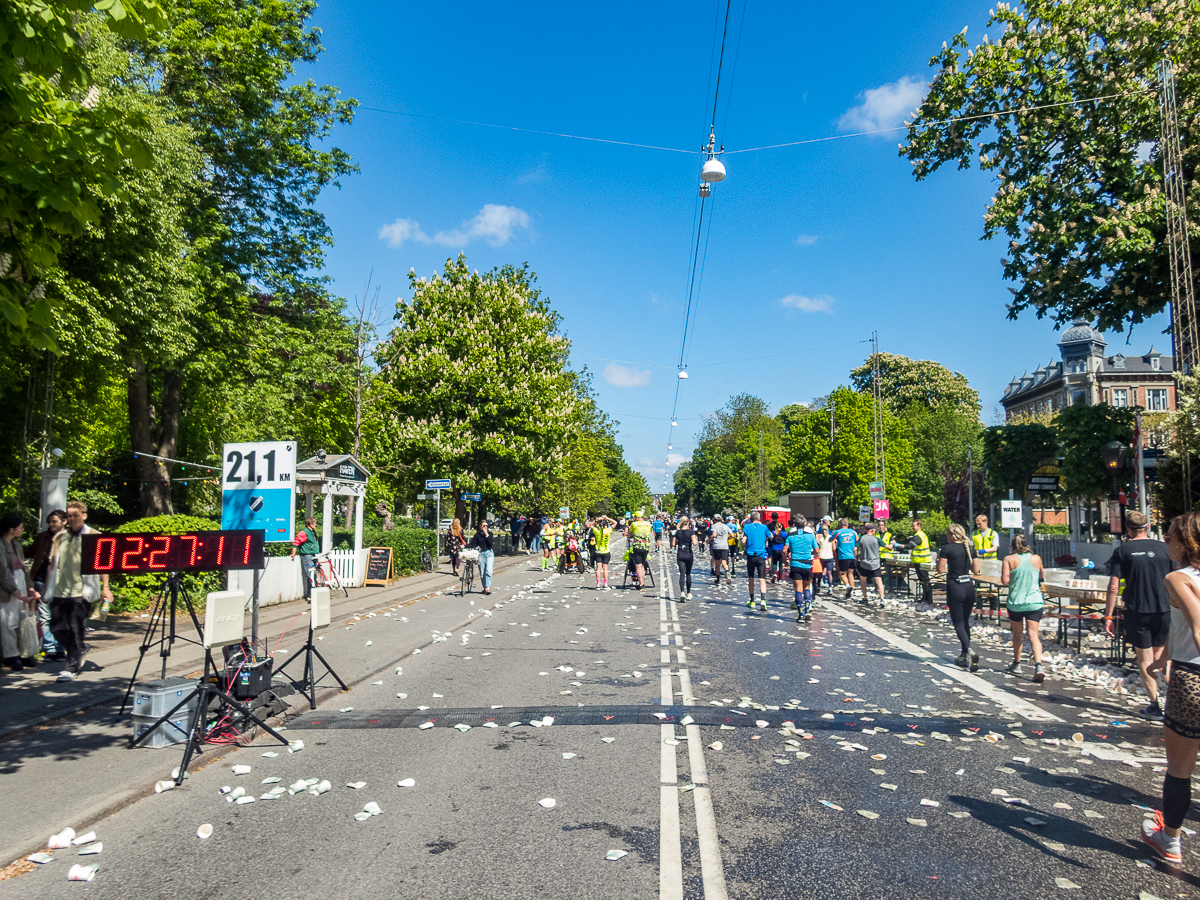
[127,358,179,517]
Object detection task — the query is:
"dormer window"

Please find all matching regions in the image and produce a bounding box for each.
[1152,356,1160,371]
[1112,354,1125,368]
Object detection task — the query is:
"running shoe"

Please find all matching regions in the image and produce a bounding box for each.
[1004,661,1022,676]
[747,598,755,608]
[953,653,969,669]
[1139,703,1164,720]
[1142,812,1183,866]
[1032,664,1045,684]
[969,650,980,673]
[56,670,76,682]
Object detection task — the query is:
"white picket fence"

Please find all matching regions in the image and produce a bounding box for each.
[226,549,368,608]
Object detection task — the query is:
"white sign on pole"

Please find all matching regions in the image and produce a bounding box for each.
[221,441,297,542]
[999,500,1023,529]
[858,505,871,521]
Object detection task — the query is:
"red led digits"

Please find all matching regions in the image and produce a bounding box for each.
[180,534,199,567]
[94,537,117,571]
[148,534,171,569]
[216,534,226,565]
[120,536,145,569]
[242,534,252,565]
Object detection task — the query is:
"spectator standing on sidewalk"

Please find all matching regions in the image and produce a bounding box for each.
[446,518,465,577]
[1105,510,1173,719]
[1141,512,1200,867]
[510,514,525,554]
[29,508,66,659]
[469,519,495,595]
[0,513,40,670]
[290,517,320,599]
[44,501,112,682]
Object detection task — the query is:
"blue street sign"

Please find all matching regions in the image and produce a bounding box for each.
[463,492,482,501]
[425,479,451,490]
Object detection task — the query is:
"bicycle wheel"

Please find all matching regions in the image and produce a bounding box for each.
[421,548,433,573]
[328,565,349,598]
[313,564,328,588]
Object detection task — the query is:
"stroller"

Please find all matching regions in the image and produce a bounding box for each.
[558,533,587,574]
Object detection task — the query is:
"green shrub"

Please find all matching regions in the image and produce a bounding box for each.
[109,515,223,614]
[886,510,952,545]
[367,526,437,576]
[1033,523,1069,535]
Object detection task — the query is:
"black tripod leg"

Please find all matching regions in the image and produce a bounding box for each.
[174,683,211,784]
[309,645,349,692]
[120,589,170,715]
[305,640,315,710]
[207,687,289,745]
[129,683,203,749]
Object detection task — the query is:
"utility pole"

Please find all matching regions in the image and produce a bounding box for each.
[871,331,886,492]
[1161,57,1197,508]
[830,396,837,513]
[967,446,973,527]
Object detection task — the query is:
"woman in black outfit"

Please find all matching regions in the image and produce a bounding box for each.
[672,517,697,602]
[937,523,980,671]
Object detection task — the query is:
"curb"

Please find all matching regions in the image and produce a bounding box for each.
[0,566,544,869]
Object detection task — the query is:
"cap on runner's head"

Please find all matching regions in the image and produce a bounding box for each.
[822,515,832,522]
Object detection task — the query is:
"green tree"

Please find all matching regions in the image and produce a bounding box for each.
[0,0,166,349]
[779,388,913,518]
[1054,403,1136,499]
[693,394,784,511]
[905,402,987,523]
[902,0,1199,331]
[851,353,981,416]
[981,423,1058,495]
[375,257,578,519]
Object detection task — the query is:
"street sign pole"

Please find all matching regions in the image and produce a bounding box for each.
[967,447,973,528]
[1136,409,1148,518]
[436,488,441,557]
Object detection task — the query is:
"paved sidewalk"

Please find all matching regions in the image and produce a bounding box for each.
[0,548,552,868]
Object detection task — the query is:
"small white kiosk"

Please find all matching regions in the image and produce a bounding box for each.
[295,453,370,583]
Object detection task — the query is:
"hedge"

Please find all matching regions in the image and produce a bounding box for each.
[108,515,224,614]
[363,526,437,576]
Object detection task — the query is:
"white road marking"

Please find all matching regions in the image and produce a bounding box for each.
[818,599,1062,722]
[659,784,683,900]
[662,552,729,899]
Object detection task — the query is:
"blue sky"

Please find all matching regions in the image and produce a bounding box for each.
[305,1,1171,491]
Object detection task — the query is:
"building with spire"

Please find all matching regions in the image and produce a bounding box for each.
[1000,320,1176,420]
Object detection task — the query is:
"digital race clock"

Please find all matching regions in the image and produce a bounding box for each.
[80,530,265,574]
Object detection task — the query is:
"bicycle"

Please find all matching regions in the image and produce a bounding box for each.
[459,549,479,595]
[420,545,434,573]
[311,552,349,598]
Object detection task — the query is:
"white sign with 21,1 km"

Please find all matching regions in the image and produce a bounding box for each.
[221,441,297,542]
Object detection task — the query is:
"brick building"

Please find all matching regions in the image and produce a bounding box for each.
[1000,320,1176,419]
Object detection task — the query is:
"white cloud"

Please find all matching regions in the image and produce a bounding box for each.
[637,458,666,476]
[602,362,652,388]
[794,234,819,246]
[666,453,689,467]
[379,218,429,247]
[839,75,927,134]
[434,204,530,247]
[779,293,834,313]
[378,204,531,249]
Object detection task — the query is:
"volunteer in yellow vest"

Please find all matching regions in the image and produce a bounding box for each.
[592,515,616,591]
[878,525,894,595]
[891,519,932,601]
[540,519,559,571]
[972,515,999,560]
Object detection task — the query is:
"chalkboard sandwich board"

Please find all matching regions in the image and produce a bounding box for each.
[364,547,394,586]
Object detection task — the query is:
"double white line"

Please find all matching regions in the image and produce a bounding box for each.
[658,553,728,900]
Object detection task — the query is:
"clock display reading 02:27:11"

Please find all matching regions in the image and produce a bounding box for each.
[80,530,265,575]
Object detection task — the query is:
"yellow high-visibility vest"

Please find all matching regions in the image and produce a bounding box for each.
[972,528,998,559]
[879,531,893,559]
[911,531,932,564]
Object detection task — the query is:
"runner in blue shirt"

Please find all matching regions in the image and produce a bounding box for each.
[740,510,771,611]
[652,516,665,552]
[784,516,818,621]
[831,518,859,598]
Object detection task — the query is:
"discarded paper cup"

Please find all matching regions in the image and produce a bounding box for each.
[1071,733,1084,743]
[288,780,308,795]
[155,780,175,793]
[77,843,102,856]
[354,812,373,822]
[228,787,246,801]
[197,824,213,840]
[232,765,252,776]
[67,864,98,882]
[235,795,255,805]
[48,828,75,849]
[397,778,416,788]
[308,780,331,796]
[363,802,382,816]
[538,798,556,809]
[71,832,96,846]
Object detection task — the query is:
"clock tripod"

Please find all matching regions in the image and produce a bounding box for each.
[119,571,205,715]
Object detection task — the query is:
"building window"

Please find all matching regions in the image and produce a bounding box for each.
[1147,388,1169,411]
[1152,356,1161,371]
[1113,354,1125,368]
[1111,388,1128,407]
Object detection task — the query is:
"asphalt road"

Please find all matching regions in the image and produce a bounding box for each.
[4,544,1196,899]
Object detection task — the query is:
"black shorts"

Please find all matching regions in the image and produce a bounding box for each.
[711,548,729,561]
[837,558,857,572]
[1007,607,1044,623]
[595,553,611,564]
[857,564,881,579]
[789,566,813,581]
[746,556,767,579]
[630,549,648,566]
[1124,610,1170,650]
